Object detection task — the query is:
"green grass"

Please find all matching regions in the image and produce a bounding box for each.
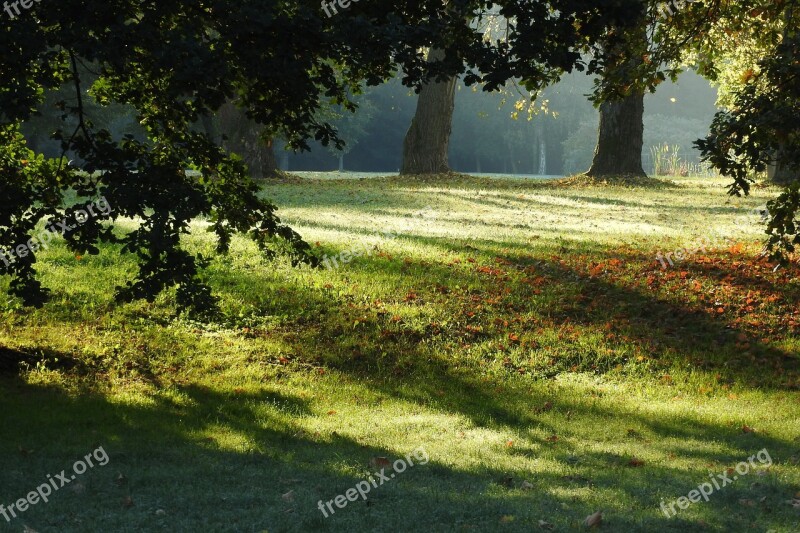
[1,173,799,532]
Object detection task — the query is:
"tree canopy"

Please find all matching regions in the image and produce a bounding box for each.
[0,0,645,313]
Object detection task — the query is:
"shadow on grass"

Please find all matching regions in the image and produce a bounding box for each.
[1,374,797,532]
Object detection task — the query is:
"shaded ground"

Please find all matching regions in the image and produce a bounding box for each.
[0,173,798,532]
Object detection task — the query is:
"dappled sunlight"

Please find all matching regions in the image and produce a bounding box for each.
[1,175,799,531]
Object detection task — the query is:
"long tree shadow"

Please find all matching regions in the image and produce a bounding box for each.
[1,369,797,532]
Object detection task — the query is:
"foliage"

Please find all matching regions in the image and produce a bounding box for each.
[0,0,648,314]
[697,34,800,263]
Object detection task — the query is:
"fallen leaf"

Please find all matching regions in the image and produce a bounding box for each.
[584,510,603,528]
[282,490,295,503]
[538,519,554,530]
[628,458,645,467]
[546,435,559,442]
[370,457,392,469]
[742,425,755,433]
[520,480,535,490]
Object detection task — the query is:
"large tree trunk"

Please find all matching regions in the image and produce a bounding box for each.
[586,90,646,178]
[261,138,279,178]
[768,145,798,184]
[400,48,457,175]
[218,103,280,179]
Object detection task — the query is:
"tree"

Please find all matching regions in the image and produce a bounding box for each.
[661,0,800,260]
[0,1,464,312]
[401,48,459,175]
[587,87,647,177]
[664,0,796,184]
[0,0,644,312]
[322,89,377,171]
[216,103,281,180]
[587,7,655,178]
[697,32,800,263]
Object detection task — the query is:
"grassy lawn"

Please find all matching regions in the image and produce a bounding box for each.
[1,173,799,532]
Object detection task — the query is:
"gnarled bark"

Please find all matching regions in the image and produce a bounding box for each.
[400,48,457,175]
[586,89,646,178]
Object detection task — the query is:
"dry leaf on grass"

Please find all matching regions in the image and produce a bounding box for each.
[370,457,392,469]
[520,480,535,490]
[538,519,554,530]
[281,490,295,503]
[584,511,603,528]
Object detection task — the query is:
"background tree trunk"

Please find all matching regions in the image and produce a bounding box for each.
[586,90,646,177]
[400,48,457,175]
[768,145,798,184]
[218,103,280,179]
